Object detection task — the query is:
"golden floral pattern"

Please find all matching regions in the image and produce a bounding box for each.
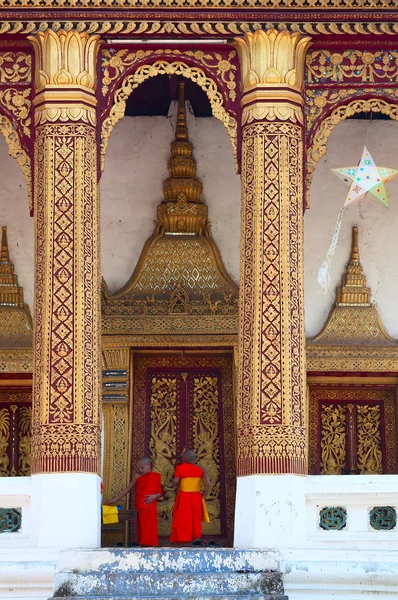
[0,52,31,83]
[307,50,398,84]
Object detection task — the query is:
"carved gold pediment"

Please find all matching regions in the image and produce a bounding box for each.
[307,227,398,372]
[102,82,238,338]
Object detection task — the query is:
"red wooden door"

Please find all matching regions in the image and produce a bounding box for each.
[132,353,235,546]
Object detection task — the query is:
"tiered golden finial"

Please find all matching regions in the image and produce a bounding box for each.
[336,226,371,306]
[158,82,208,234]
[0,226,24,307]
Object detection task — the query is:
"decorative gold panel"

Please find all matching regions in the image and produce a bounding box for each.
[0,0,395,8]
[309,388,397,476]
[320,404,346,475]
[0,392,32,477]
[102,402,129,503]
[1,21,398,39]
[18,405,31,476]
[193,375,221,536]
[0,349,32,373]
[0,408,9,476]
[149,376,177,536]
[307,50,398,84]
[357,405,383,475]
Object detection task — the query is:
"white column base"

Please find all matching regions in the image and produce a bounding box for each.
[31,473,101,549]
[234,474,306,549]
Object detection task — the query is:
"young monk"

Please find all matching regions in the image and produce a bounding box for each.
[170,449,210,545]
[105,456,162,546]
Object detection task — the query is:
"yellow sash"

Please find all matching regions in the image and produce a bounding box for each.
[102,505,119,525]
[180,477,201,492]
[179,477,210,523]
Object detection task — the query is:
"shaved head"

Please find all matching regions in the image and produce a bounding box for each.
[183,449,196,464]
[137,456,152,475]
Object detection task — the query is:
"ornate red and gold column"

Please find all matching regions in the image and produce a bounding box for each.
[29,29,102,547]
[234,29,311,547]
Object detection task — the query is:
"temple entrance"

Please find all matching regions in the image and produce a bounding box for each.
[131,350,236,546]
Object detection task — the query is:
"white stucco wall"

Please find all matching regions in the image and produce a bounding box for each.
[305,119,398,339]
[101,101,241,294]
[0,114,397,341]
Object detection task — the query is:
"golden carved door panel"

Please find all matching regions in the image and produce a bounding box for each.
[0,390,32,477]
[309,387,398,475]
[132,353,235,546]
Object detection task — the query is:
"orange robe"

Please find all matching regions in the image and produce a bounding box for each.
[170,463,205,543]
[134,471,162,546]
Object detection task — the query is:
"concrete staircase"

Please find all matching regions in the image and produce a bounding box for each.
[51,548,288,600]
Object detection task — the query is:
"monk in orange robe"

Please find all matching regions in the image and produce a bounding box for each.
[106,456,162,546]
[170,449,210,545]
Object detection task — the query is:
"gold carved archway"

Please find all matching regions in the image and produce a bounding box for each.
[101,58,238,171]
[306,98,398,207]
[0,114,31,211]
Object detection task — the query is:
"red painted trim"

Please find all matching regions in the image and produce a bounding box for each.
[0,373,32,380]
[307,371,398,378]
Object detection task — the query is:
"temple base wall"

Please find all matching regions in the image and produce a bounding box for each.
[235,474,398,599]
[30,474,102,549]
[1,474,398,599]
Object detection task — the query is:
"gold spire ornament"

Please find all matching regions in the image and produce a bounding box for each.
[0,226,32,348]
[158,82,207,234]
[310,226,396,347]
[0,226,25,307]
[103,81,238,332]
[336,227,371,306]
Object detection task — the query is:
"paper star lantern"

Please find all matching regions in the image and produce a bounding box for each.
[331,146,398,208]
[317,146,397,292]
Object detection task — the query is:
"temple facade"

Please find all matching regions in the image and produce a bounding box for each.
[0,4,397,599]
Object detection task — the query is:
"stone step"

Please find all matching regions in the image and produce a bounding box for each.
[52,549,287,600]
[52,596,288,600]
[56,549,281,575]
[54,571,283,597]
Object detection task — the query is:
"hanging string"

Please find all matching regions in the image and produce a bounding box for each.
[317,206,345,293]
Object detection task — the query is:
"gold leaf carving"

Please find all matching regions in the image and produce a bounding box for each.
[150,376,177,536]
[320,404,346,475]
[0,52,31,83]
[307,50,398,84]
[193,376,221,535]
[29,30,101,125]
[0,0,396,7]
[18,405,31,476]
[0,407,9,476]
[0,114,31,212]
[101,57,237,171]
[0,21,396,38]
[0,88,30,137]
[357,405,383,475]
[234,29,311,125]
